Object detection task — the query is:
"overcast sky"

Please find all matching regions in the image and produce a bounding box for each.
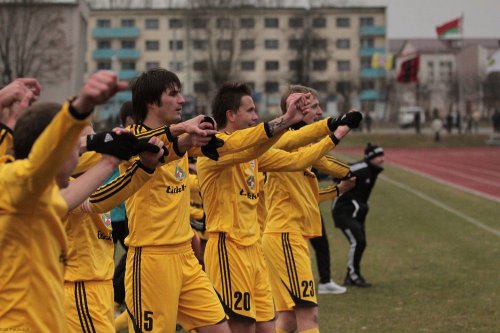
[353,0,500,38]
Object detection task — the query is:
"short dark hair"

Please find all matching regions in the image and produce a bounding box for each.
[280,85,318,114]
[13,102,62,159]
[211,82,252,129]
[131,68,181,124]
[119,101,134,126]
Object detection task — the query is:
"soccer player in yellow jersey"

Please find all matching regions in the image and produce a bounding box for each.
[197,82,355,333]
[63,135,165,333]
[0,71,127,332]
[262,85,360,333]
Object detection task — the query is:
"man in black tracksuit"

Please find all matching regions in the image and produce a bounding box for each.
[332,143,384,288]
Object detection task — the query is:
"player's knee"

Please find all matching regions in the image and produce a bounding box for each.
[277,311,297,332]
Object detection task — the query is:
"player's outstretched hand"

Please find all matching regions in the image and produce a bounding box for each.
[72,71,128,115]
[284,92,312,124]
[0,77,40,112]
[338,176,356,195]
[328,109,363,131]
[178,115,218,137]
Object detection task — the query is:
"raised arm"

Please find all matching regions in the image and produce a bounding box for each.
[312,155,351,179]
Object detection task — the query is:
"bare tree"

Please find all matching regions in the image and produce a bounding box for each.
[0,0,71,85]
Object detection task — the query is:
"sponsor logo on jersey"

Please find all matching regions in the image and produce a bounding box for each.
[175,163,186,181]
[240,189,259,200]
[101,213,112,229]
[166,184,187,194]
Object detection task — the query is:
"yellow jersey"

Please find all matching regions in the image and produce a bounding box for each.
[198,130,337,246]
[0,101,90,331]
[0,123,13,157]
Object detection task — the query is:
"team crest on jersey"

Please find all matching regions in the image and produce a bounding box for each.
[101,213,112,230]
[174,163,186,181]
[246,175,256,190]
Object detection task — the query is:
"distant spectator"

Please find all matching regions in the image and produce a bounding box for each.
[493,109,500,133]
[472,110,480,134]
[364,111,372,133]
[431,115,443,142]
[445,112,453,134]
[414,111,421,134]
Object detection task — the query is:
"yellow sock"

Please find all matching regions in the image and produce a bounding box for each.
[114,311,128,332]
[299,328,320,333]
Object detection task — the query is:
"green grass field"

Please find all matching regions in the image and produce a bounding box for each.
[315,155,500,332]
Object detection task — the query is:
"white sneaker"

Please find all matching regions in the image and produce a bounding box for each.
[317,280,347,294]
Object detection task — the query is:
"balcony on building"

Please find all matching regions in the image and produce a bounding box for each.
[92,27,140,39]
[359,89,383,101]
[118,70,140,80]
[360,68,386,78]
[93,49,140,60]
[359,26,386,36]
[359,47,386,57]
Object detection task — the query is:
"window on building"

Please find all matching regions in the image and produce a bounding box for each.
[361,80,375,90]
[193,61,208,71]
[145,61,160,70]
[145,18,159,30]
[265,17,279,28]
[336,17,350,28]
[191,18,208,29]
[216,17,231,29]
[288,38,303,50]
[121,19,135,27]
[121,40,135,49]
[312,17,326,28]
[217,39,233,50]
[241,61,255,71]
[193,39,208,50]
[313,59,327,71]
[265,61,279,71]
[97,61,111,70]
[121,61,136,70]
[360,38,374,48]
[439,61,453,81]
[289,17,304,28]
[169,40,184,51]
[97,40,111,49]
[216,61,231,71]
[265,39,279,49]
[336,39,350,49]
[336,81,352,95]
[96,19,111,28]
[361,57,371,68]
[265,81,279,93]
[360,17,374,27]
[145,40,160,51]
[312,38,327,50]
[194,81,209,93]
[169,18,184,29]
[337,60,351,71]
[428,61,434,82]
[240,17,255,28]
[169,61,183,71]
[241,39,255,50]
[289,60,301,71]
[311,81,328,92]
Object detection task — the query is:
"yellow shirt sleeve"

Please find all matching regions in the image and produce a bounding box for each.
[312,155,350,179]
[258,136,336,172]
[273,118,331,151]
[78,161,155,214]
[0,123,13,157]
[318,184,339,203]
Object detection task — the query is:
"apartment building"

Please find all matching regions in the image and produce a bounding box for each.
[87,4,387,121]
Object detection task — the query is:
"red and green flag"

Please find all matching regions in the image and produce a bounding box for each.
[436,16,462,39]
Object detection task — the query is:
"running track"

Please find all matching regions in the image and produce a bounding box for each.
[336,147,500,201]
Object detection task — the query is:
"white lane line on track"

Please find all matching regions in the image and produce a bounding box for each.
[381,174,500,237]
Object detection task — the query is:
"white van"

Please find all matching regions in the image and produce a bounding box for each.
[398,106,425,128]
